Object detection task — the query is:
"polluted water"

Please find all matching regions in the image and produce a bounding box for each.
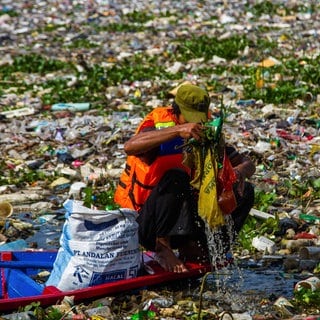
[201,265,297,317]
[193,217,298,318]
[0,0,319,318]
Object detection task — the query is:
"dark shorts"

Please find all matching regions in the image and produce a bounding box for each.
[137,168,254,251]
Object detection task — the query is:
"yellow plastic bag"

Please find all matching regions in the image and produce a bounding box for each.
[186,146,203,190]
[197,147,225,228]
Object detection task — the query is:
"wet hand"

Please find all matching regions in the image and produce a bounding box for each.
[177,123,205,141]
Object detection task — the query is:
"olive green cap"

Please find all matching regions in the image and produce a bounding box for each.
[174,84,210,123]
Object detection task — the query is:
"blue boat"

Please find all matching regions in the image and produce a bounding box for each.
[0,250,212,313]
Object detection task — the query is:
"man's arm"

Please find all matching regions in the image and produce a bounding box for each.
[232,153,256,180]
[124,122,205,156]
[226,146,256,196]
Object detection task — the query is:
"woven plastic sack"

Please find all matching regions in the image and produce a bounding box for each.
[45,200,140,291]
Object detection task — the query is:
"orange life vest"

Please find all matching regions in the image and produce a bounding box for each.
[114,107,190,211]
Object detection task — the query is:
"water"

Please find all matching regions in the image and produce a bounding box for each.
[201,216,298,316]
[198,264,297,316]
[17,211,64,250]
[26,223,62,249]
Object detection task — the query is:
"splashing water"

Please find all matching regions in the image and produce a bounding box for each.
[202,216,296,315]
[205,214,235,269]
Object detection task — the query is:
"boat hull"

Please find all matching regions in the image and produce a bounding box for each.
[0,251,212,313]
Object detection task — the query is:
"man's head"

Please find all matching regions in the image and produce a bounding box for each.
[174,84,210,123]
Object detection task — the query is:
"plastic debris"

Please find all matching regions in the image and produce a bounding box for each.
[0,107,35,118]
[0,239,28,251]
[273,296,295,318]
[0,201,13,218]
[0,0,319,319]
[295,276,320,292]
[252,236,276,254]
[51,103,91,112]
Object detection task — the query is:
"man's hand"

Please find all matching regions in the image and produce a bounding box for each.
[177,123,205,141]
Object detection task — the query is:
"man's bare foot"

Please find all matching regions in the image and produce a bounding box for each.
[155,237,188,273]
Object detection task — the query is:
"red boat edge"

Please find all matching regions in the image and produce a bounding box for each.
[0,250,212,313]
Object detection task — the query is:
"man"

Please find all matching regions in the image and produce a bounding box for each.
[114,84,256,273]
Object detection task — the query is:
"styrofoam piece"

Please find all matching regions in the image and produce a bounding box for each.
[252,236,276,254]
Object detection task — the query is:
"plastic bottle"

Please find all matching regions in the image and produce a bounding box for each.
[0,107,35,118]
[299,246,320,260]
[299,213,320,223]
[249,208,274,220]
[236,99,256,106]
[295,276,320,292]
[51,103,90,112]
